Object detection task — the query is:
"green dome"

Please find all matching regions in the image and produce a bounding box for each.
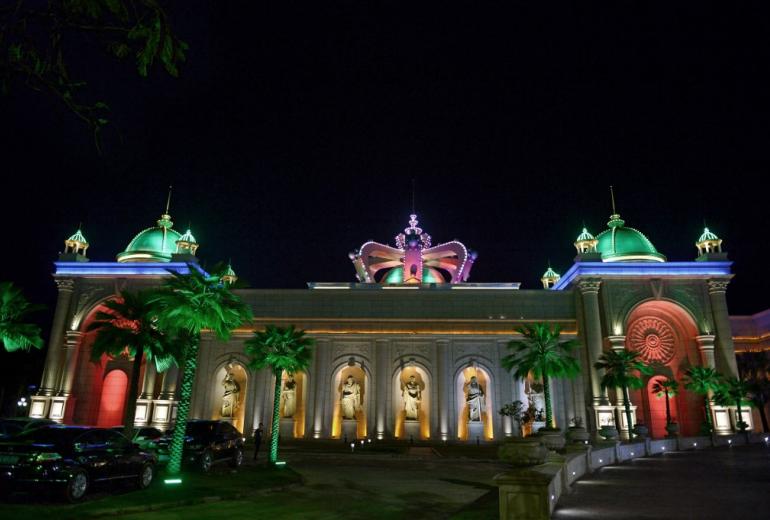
[595,214,666,263]
[117,214,182,263]
[698,227,719,242]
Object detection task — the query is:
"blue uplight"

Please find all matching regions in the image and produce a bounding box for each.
[553,261,732,290]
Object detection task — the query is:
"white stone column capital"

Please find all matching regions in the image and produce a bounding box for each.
[707,278,730,294]
[577,278,601,294]
[606,335,626,352]
[55,278,76,292]
[695,334,716,350]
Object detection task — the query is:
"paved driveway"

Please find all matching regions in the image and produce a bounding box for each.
[554,444,770,520]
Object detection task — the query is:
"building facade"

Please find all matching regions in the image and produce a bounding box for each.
[30,210,766,441]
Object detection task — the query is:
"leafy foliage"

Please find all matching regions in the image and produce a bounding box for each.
[245,324,313,464]
[651,377,679,426]
[149,264,252,477]
[684,365,723,432]
[0,281,44,352]
[737,352,770,432]
[595,349,652,438]
[502,323,581,429]
[0,0,187,150]
[245,325,314,376]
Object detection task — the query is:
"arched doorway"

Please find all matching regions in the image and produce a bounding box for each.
[279,371,307,438]
[97,369,128,427]
[625,300,702,437]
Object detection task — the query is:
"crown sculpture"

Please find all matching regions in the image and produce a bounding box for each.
[349,214,477,284]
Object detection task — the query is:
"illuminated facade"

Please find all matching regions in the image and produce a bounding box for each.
[30,209,767,441]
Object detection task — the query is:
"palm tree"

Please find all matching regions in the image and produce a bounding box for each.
[150,265,252,480]
[715,376,752,432]
[650,377,679,428]
[245,325,313,464]
[683,366,723,433]
[0,282,44,352]
[502,323,580,430]
[594,349,652,439]
[87,290,181,438]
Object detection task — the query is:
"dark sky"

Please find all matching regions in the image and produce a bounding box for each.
[1,4,768,406]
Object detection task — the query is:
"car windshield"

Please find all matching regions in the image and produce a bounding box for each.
[185,422,216,436]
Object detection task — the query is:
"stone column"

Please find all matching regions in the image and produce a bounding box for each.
[158,366,180,399]
[312,340,331,438]
[695,334,716,369]
[577,279,606,405]
[436,339,451,441]
[497,339,515,437]
[707,279,739,377]
[375,339,390,439]
[39,279,76,395]
[140,363,158,399]
[59,330,84,397]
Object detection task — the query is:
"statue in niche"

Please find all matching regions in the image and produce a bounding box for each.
[281,374,297,418]
[340,375,361,420]
[465,375,485,422]
[221,372,240,418]
[402,375,422,420]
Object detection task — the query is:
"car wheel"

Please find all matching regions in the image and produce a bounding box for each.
[63,469,88,502]
[229,448,243,468]
[200,450,213,472]
[137,463,154,489]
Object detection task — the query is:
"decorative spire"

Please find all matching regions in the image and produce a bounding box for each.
[541,264,561,289]
[157,186,174,229]
[221,260,238,285]
[175,227,199,255]
[574,226,598,254]
[64,226,89,256]
[696,226,722,256]
[607,186,625,228]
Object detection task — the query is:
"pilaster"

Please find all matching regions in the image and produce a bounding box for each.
[707,279,738,377]
[38,278,75,396]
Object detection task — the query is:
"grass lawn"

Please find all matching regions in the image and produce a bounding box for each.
[0,464,301,520]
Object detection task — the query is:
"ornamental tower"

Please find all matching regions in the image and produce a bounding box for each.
[349,214,477,284]
[541,265,561,289]
[61,227,89,262]
[695,227,727,261]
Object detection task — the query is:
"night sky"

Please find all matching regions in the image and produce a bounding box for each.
[1,4,768,407]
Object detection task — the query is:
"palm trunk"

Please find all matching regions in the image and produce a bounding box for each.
[664,391,671,426]
[704,396,713,432]
[624,386,634,440]
[167,335,199,476]
[269,369,283,464]
[123,344,144,440]
[542,374,553,429]
[736,399,745,431]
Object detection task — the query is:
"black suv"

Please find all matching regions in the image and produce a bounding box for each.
[0,425,156,501]
[160,420,244,472]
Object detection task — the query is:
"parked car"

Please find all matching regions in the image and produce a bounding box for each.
[111,426,167,461]
[0,425,156,502]
[0,418,56,440]
[159,420,244,472]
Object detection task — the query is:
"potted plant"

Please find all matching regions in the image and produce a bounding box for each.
[599,417,619,441]
[567,416,590,443]
[498,401,549,466]
[632,422,649,439]
[651,377,680,438]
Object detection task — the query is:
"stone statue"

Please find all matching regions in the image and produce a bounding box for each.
[340,375,361,420]
[402,375,422,420]
[221,372,240,418]
[281,374,297,418]
[465,375,485,422]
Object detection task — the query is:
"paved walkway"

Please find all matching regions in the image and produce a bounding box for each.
[554,444,770,520]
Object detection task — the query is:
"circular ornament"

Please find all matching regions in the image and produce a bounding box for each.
[628,317,676,364]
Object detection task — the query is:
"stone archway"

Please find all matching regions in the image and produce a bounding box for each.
[97,369,128,427]
[625,300,702,437]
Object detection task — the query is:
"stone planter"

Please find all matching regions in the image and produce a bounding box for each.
[536,428,566,450]
[567,426,590,444]
[498,437,550,467]
[633,424,649,439]
[665,423,679,437]
[599,425,619,441]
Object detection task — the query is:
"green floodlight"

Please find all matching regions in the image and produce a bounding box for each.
[164,477,183,485]
[274,461,287,467]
